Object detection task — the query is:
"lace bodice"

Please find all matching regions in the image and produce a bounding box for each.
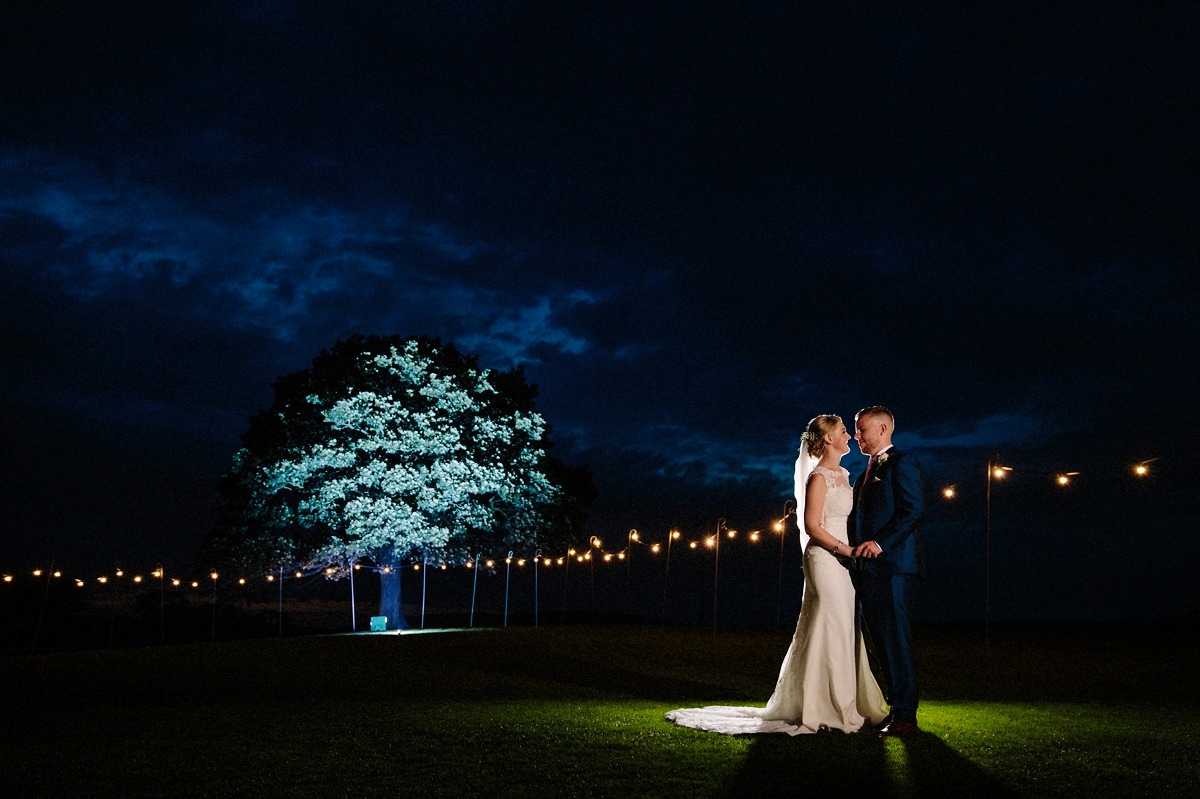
[811,465,851,490]
[810,465,852,539]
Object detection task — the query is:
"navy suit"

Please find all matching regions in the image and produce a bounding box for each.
[849,448,926,723]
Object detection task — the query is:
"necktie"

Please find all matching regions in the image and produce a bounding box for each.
[864,455,878,482]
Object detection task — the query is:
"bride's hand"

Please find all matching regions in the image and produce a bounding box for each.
[853,541,881,558]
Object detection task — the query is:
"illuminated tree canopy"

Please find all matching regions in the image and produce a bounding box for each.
[202,334,590,627]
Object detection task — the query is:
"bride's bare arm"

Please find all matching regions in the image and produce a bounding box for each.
[803,474,847,556]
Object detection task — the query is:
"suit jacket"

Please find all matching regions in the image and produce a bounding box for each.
[850,448,926,577]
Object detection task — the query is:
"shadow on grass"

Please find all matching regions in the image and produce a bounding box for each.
[902,732,1018,797]
[723,730,1017,799]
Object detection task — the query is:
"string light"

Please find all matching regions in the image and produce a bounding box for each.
[932,457,1170,501]
[1056,472,1080,486]
[3,445,1188,599]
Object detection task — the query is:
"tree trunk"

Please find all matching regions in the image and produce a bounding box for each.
[378,567,409,630]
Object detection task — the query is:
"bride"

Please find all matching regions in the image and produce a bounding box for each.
[665,414,888,735]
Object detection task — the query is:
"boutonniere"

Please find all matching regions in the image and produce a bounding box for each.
[876,452,891,467]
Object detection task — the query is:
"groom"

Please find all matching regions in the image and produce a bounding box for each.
[849,405,926,738]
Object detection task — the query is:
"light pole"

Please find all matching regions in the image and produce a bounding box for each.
[775,500,796,626]
[210,571,219,641]
[349,561,357,632]
[108,564,124,647]
[277,566,284,636]
[533,549,542,628]
[561,547,575,621]
[420,556,429,630]
[503,551,514,628]
[469,553,481,628]
[625,529,638,588]
[986,458,1011,648]
[153,563,165,644]
[588,535,601,605]
[712,518,726,632]
[660,529,680,626]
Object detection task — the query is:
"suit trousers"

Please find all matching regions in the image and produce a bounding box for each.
[859,572,920,723]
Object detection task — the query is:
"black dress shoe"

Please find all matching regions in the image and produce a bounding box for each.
[876,720,919,739]
[871,713,893,732]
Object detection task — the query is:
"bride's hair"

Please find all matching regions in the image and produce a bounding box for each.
[800,414,842,458]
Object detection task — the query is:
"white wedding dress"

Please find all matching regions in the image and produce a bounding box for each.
[665,466,888,735]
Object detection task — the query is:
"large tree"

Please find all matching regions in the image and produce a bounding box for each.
[203,334,588,629]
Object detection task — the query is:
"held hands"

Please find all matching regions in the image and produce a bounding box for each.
[851,541,882,559]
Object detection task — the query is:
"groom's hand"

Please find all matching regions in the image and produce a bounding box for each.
[853,541,882,558]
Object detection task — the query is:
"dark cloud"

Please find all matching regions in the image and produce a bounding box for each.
[2,1,1197,619]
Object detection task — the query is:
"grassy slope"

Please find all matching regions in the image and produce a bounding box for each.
[2,623,1197,798]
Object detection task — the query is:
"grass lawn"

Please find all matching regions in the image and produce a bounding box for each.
[2,622,1197,797]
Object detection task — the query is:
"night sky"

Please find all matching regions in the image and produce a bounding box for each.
[3,2,1197,621]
